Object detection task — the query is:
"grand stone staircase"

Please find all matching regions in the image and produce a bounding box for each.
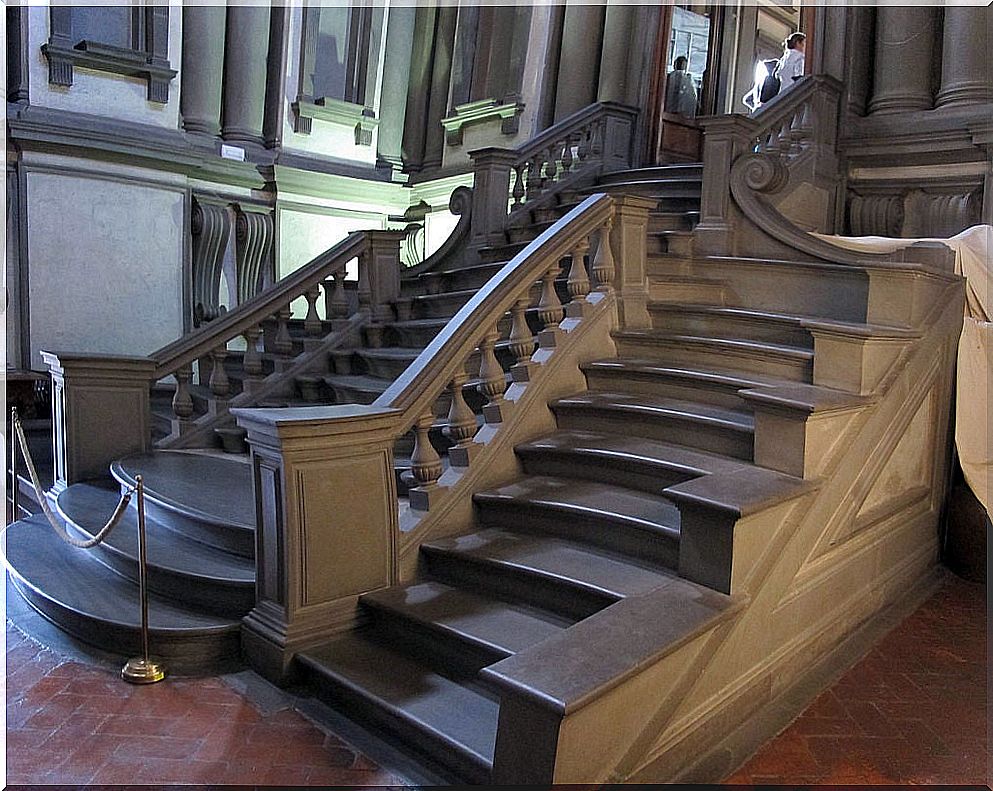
[5,87,965,784]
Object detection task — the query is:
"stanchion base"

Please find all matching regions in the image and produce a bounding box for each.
[122,657,167,684]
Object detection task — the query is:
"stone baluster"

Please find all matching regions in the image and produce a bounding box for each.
[578,126,591,161]
[273,308,294,356]
[544,144,559,183]
[303,286,322,336]
[561,135,574,172]
[564,237,592,320]
[209,346,231,407]
[536,261,564,350]
[508,297,536,383]
[477,328,507,424]
[511,164,526,207]
[242,326,264,393]
[591,220,616,292]
[446,371,478,467]
[326,270,349,327]
[171,365,194,435]
[409,412,443,511]
[525,155,542,201]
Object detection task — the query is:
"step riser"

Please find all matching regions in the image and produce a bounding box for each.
[9,577,240,670]
[125,496,255,559]
[364,603,505,676]
[647,259,870,324]
[301,656,492,784]
[553,407,754,461]
[516,449,697,497]
[599,168,702,185]
[474,504,680,571]
[410,267,504,296]
[323,382,380,406]
[650,310,813,349]
[421,548,613,622]
[583,370,752,411]
[649,280,727,306]
[613,338,812,383]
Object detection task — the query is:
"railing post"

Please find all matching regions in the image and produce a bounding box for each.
[467,147,518,248]
[695,115,758,256]
[362,231,406,325]
[232,404,401,685]
[41,352,157,492]
[609,195,656,330]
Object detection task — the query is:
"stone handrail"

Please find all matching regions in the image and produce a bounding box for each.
[698,76,956,273]
[467,102,637,250]
[42,229,405,491]
[231,192,662,677]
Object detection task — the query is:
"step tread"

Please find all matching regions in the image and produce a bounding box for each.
[652,303,917,336]
[516,429,749,477]
[323,373,390,393]
[55,484,254,586]
[474,475,680,539]
[111,452,254,531]
[583,358,773,389]
[553,390,755,433]
[615,329,814,361]
[354,346,424,360]
[299,634,498,771]
[422,528,677,600]
[5,515,239,633]
[363,581,567,657]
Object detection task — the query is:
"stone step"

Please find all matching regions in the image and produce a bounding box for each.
[598,164,703,185]
[551,390,755,460]
[55,483,255,617]
[648,276,729,305]
[514,429,743,494]
[404,261,506,296]
[299,633,498,784]
[613,329,814,383]
[582,358,774,410]
[473,475,680,570]
[421,528,677,621]
[361,580,569,673]
[110,452,255,558]
[5,515,242,670]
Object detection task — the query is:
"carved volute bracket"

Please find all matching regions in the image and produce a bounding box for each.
[191,196,232,328]
[234,205,275,307]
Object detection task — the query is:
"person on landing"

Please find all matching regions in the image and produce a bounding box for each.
[777,32,806,93]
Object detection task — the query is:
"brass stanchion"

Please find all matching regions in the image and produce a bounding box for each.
[121,474,167,684]
[10,407,19,521]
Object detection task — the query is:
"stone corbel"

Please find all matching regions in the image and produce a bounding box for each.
[234,204,274,306]
[291,97,380,145]
[191,196,232,327]
[441,98,526,147]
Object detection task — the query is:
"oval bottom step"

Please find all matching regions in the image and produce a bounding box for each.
[5,515,241,672]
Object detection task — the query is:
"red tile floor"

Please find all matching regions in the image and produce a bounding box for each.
[4,574,986,786]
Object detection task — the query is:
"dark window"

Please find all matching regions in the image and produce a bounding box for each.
[69,7,133,50]
[301,4,373,105]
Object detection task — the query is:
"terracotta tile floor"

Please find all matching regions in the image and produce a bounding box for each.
[725,575,988,785]
[4,620,407,786]
[5,575,986,786]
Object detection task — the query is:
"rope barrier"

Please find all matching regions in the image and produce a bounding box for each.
[7,407,166,684]
[11,410,134,548]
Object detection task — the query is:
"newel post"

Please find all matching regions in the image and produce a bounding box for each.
[695,114,757,256]
[232,404,401,685]
[467,147,517,247]
[609,195,657,330]
[360,230,406,324]
[41,352,156,492]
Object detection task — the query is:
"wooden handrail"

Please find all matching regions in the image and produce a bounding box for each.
[377,193,614,428]
[150,232,369,377]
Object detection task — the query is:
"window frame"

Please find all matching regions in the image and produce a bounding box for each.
[41,6,176,103]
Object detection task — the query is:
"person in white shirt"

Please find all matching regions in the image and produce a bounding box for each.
[664,56,699,118]
[777,32,806,93]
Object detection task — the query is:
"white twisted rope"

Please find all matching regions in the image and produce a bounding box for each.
[11,414,134,548]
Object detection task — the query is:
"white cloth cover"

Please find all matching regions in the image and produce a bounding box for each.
[813,226,991,513]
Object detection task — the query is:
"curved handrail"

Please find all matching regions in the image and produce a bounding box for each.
[376,193,614,431]
[726,75,956,273]
[400,186,474,280]
[150,232,368,377]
